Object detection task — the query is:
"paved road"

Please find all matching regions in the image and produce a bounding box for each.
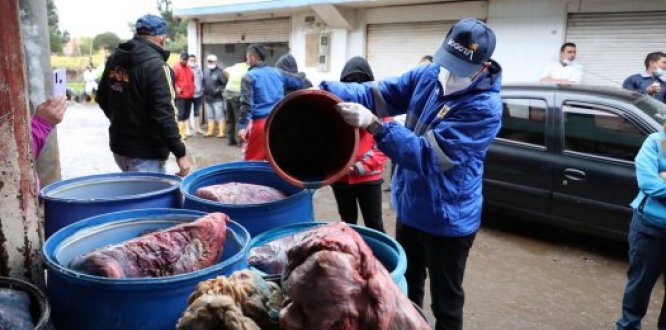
[56,102,663,329]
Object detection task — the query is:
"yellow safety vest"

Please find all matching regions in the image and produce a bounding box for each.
[225,62,249,93]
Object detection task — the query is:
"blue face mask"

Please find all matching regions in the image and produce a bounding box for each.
[656,68,666,77]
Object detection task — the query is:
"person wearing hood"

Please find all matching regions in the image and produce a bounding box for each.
[97,14,191,177]
[330,56,388,233]
[275,54,312,95]
[319,18,502,330]
[188,54,205,135]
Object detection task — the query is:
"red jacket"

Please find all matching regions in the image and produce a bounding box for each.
[172,63,194,99]
[338,120,389,185]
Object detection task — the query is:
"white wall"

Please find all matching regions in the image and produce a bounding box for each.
[488,0,567,83]
[187,20,200,59]
[289,12,352,85]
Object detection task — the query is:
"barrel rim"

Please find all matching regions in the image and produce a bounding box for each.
[0,276,51,328]
[180,161,313,209]
[263,89,360,189]
[39,172,182,203]
[42,208,251,286]
[247,221,407,279]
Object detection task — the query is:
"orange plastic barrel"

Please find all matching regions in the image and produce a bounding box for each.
[264,89,359,189]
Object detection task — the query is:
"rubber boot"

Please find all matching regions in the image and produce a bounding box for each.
[177,121,188,140]
[204,120,216,137]
[193,116,205,135]
[184,119,193,137]
[217,120,226,138]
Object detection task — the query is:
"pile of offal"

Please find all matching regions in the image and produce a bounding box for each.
[177,222,431,330]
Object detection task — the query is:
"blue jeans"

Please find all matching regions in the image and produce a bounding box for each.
[192,96,203,117]
[204,99,225,121]
[617,211,666,329]
[113,154,166,173]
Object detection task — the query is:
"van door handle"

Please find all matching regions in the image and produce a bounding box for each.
[563,168,586,181]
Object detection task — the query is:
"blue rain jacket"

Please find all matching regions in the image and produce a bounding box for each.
[631,132,666,229]
[320,62,502,237]
[239,64,304,129]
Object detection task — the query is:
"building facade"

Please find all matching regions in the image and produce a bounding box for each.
[175,0,666,86]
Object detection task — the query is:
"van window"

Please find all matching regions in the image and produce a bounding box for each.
[497,98,547,146]
[562,103,645,161]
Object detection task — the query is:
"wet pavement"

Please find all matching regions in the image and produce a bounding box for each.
[56,102,664,329]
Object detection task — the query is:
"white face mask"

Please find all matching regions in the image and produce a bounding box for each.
[438,67,473,96]
[207,64,217,69]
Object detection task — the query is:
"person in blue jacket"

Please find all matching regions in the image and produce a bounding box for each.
[238,44,304,160]
[617,128,666,329]
[319,18,502,330]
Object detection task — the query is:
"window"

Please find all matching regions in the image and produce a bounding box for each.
[563,103,645,161]
[497,98,547,146]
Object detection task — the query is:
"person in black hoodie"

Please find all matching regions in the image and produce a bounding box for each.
[275,54,312,95]
[330,56,388,233]
[97,14,190,176]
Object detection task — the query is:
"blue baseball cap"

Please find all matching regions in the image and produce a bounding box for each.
[433,18,496,77]
[135,14,167,36]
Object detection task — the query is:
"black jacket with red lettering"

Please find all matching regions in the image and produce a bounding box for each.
[97,37,185,160]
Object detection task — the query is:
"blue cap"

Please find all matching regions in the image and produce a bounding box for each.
[433,18,496,77]
[135,14,167,36]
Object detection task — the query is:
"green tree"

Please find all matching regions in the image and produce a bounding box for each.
[92,32,121,52]
[77,37,93,57]
[47,0,63,53]
[156,0,187,53]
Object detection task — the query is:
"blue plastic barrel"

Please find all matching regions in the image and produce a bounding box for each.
[40,172,182,238]
[42,208,250,330]
[248,221,408,294]
[181,161,314,236]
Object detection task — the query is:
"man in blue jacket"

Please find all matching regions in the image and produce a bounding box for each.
[239,44,304,160]
[320,18,502,330]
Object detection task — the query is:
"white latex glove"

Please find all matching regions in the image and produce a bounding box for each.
[336,102,375,128]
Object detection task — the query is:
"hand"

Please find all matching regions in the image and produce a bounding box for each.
[647,83,661,95]
[34,96,67,126]
[175,156,191,177]
[335,102,376,128]
[238,128,249,143]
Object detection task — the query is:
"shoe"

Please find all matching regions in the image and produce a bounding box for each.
[217,120,226,138]
[177,121,188,140]
[204,120,216,137]
[228,140,238,146]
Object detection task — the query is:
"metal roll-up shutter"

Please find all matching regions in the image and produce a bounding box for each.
[202,18,291,44]
[367,21,454,80]
[566,12,666,86]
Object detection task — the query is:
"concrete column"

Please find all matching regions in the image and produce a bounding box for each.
[0,0,45,286]
[20,0,62,187]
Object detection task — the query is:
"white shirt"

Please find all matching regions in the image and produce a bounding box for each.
[540,61,583,84]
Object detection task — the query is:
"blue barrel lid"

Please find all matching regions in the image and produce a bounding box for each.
[40,172,181,203]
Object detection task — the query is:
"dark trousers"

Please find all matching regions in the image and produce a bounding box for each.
[191,96,203,117]
[331,181,385,232]
[396,222,476,330]
[617,212,666,330]
[225,96,241,144]
[176,98,193,120]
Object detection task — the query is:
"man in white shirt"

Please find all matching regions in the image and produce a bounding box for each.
[540,42,583,84]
